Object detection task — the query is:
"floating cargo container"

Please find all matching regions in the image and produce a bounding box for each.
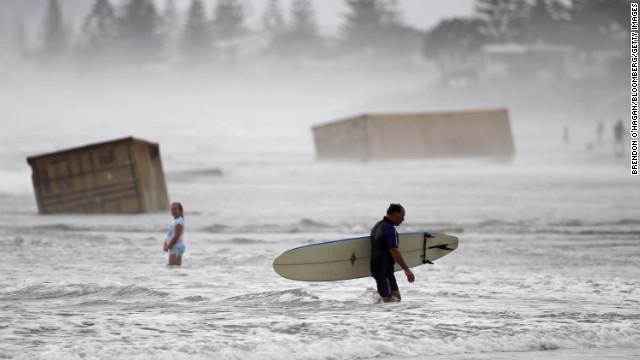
[26,137,170,214]
[312,109,515,160]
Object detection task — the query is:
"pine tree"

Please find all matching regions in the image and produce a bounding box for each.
[522,0,569,44]
[77,0,118,65]
[341,0,388,49]
[0,14,28,60]
[474,0,527,42]
[341,0,420,55]
[0,12,6,60]
[0,12,4,49]
[163,0,180,31]
[41,0,67,59]
[118,0,163,66]
[263,0,285,36]
[13,15,28,54]
[341,0,419,53]
[181,0,213,62]
[161,0,181,61]
[212,0,245,40]
[290,0,317,39]
[270,0,321,58]
[384,0,402,25]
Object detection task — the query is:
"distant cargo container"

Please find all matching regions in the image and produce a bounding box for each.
[312,109,515,159]
[27,137,170,214]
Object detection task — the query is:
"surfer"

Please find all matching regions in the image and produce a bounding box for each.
[163,202,186,266]
[370,204,415,302]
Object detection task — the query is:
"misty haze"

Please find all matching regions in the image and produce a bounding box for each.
[0,1,638,359]
[0,0,628,164]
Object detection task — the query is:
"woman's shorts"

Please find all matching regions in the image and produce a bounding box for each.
[169,244,186,256]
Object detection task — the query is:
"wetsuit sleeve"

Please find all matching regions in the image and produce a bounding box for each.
[384,224,398,249]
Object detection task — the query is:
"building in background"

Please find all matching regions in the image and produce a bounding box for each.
[27,137,169,214]
[479,43,623,83]
[312,109,515,160]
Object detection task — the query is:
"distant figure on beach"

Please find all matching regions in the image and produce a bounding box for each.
[614,119,625,155]
[164,202,186,266]
[370,204,414,303]
[597,121,604,144]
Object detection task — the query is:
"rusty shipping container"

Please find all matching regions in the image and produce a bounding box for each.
[312,109,515,159]
[26,137,170,214]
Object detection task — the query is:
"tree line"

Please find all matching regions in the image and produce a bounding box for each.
[1,0,422,70]
[423,0,629,80]
[0,0,630,72]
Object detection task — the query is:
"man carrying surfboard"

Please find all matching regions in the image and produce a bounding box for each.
[370,204,415,303]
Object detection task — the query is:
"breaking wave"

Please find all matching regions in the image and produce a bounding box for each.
[224,288,322,307]
[0,280,171,301]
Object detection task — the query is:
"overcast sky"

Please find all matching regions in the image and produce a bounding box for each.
[1,0,476,38]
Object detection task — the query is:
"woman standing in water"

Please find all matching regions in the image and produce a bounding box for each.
[163,202,185,266]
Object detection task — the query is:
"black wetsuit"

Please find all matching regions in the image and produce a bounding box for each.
[370,216,399,298]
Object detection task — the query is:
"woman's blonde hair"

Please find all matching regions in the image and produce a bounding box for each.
[171,202,184,218]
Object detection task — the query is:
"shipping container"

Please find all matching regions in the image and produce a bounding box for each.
[312,109,515,159]
[26,137,170,214]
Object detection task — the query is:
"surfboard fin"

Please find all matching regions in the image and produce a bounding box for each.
[429,244,456,251]
[421,232,435,264]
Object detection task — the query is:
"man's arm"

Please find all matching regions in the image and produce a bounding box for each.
[390,248,415,283]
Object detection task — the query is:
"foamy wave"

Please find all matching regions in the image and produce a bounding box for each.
[225,237,268,244]
[195,217,640,240]
[165,167,224,182]
[413,219,640,236]
[31,223,87,232]
[28,223,162,233]
[180,295,210,302]
[201,219,367,235]
[247,327,639,359]
[225,288,321,307]
[14,330,636,360]
[0,280,170,301]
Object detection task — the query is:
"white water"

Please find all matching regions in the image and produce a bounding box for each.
[0,71,639,359]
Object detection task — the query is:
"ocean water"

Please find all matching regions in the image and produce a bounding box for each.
[2,155,639,359]
[0,73,639,359]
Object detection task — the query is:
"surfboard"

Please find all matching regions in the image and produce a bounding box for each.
[273,232,458,281]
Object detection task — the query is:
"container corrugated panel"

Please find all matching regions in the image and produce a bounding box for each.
[312,115,370,159]
[312,109,515,160]
[26,137,169,214]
